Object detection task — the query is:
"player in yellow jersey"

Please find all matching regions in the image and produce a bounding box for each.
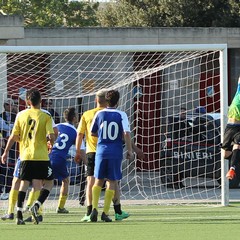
[1,107,58,222]
[1,89,55,225]
[75,89,144,222]
[75,89,107,222]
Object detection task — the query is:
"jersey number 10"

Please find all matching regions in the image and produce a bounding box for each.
[102,121,119,140]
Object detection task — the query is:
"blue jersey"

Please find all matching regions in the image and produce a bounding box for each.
[91,108,130,160]
[50,123,77,162]
[49,123,78,181]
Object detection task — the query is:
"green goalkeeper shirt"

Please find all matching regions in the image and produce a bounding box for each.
[228,83,240,121]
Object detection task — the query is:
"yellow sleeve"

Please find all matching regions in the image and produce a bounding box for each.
[77,114,86,134]
[46,115,54,134]
[11,116,20,137]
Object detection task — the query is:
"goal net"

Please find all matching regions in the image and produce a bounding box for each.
[0,44,228,210]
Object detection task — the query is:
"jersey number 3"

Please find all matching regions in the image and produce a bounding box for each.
[55,133,69,150]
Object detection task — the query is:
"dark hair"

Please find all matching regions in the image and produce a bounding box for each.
[64,107,76,122]
[106,90,120,107]
[26,89,41,106]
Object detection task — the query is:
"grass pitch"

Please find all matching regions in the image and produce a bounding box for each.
[1,203,240,240]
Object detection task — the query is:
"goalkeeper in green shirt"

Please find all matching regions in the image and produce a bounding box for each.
[222,76,240,180]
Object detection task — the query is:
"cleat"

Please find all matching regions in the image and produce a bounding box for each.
[90,208,98,222]
[1,213,14,221]
[24,215,43,223]
[31,205,39,225]
[115,210,130,221]
[56,208,69,214]
[16,218,25,225]
[0,193,9,200]
[101,212,112,222]
[80,214,91,222]
[38,215,43,222]
[226,168,236,180]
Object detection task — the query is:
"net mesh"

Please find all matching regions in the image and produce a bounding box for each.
[0,46,226,210]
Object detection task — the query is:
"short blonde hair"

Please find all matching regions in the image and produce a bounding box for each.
[96,89,108,97]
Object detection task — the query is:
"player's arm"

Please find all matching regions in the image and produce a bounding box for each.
[132,142,145,160]
[122,139,145,160]
[47,126,58,153]
[47,133,55,146]
[46,116,56,151]
[79,139,87,165]
[75,115,86,164]
[1,134,19,164]
[53,126,58,139]
[124,131,134,160]
[80,149,87,165]
[121,112,133,160]
[75,132,84,164]
[90,113,99,137]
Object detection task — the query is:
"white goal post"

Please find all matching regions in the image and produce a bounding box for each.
[0,44,228,210]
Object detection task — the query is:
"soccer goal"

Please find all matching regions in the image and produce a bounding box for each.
[0,44,228,210]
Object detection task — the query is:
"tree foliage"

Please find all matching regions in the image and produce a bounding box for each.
[64,1,99,27]
[1,0,240,27]
[0,0,99,27]
[97,1,147,27]
[97,0,240,27]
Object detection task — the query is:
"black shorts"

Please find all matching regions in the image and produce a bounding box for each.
[221,124,240,151]
[20,160,54,182]
[86,152,96,177]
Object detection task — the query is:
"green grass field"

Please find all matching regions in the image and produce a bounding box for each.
[1,203,240,240]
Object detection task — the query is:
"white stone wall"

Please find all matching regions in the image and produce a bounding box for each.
[5,27,240,48]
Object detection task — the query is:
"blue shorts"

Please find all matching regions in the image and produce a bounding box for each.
[50,156,69,181]
[13,158,21,178]
[94,155,122,181]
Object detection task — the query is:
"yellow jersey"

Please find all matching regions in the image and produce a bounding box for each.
[12,108,54,161]
[77,107,103,153]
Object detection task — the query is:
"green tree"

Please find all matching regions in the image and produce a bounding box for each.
[97,1,147,27]
[1,0,240,27]
[97,0,240,27]
[65,1,99,27]
[0,0,99,27]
